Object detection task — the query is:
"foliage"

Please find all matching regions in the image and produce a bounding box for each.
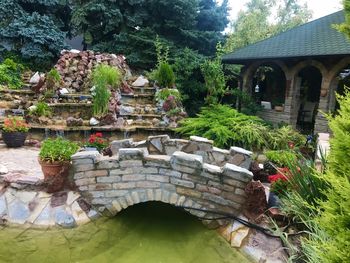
[176,104,270,149]
[227,88,263,115]
[265,150,298,167]
[156,63,175,88]
[156,88,181,102]
[334,0,350,38]
[172,48,206,116]
[85,132,108,152]
[2,116,29,133]
[200,43,227,105]
[29,102,52,117]
[91,64,121,117]
[300,89,350,263]
[39,138,79,163]
[224,0,311,53]
[72,0,229,69]
[268,125,305,150]
[46,68,61,90]
[0,1,69,69]
[0,58,24,89]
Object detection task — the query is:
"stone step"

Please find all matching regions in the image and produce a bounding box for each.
[130,86,157,95]
[120,94,154,105]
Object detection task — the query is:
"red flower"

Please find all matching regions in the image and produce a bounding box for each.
[95,132,103,138]
[288,141,295,149]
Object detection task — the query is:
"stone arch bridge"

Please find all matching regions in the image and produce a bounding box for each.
[72,135,253,225]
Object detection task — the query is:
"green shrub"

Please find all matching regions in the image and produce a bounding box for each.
[200,43,227,105]
[155,88,181,101]
[46,68,61,89]
[265,150,298,167]
[29,102,52,117]
[155,62,175,88]
[39,138,79,163]
[268,125,305,150]
[176,104,269,149]
[92,64,122,117]
[0,59,24,89]
[300,89,350,263]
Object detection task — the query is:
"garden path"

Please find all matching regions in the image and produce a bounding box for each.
[0,145,43,183]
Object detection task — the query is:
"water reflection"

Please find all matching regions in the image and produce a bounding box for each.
[0,202,251,263]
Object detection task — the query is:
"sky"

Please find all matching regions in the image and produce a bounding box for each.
[228,0,343,21]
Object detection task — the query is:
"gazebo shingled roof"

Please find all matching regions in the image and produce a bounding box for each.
[222,10,350,64]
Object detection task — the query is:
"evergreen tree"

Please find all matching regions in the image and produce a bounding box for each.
[0,0,70,68]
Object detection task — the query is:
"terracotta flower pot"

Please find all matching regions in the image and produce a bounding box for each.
[39,159,70,193]
[2,132,28,148]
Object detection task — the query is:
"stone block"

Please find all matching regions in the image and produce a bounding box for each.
[169,193,179,204]
[136,181,161,188]
[72,151,101,163]
[75,177,95,186]
[85,170,108,177]
[202,193,230,206]
[125,194,134,206]
[155,189,162,201]
[146,189,154,200]
[119,160,143,168]
[131,192,140,203]
[222,191,246,205]
[196,184,221,195]
[159,168,181,178]
[230,146,252,157]
[97,176,121,183]
[146,174,170,183]
[110,168,133,176]
[161,190,170,203]
[163,183,176,192]
[110,138,133,155]
[144,155,171,168]
[176,187,202,198]
[112,200,122,212]
[74,172,85,180]
[96,158,119,169]
[136,167,158,174]
[89,191,105,198]
[222,163,253,183]
[72,158,93,165]
[88,183,113,191]
[105,190,129,198]
[176,195,186,206]
[182,173,207,184]
[170,163,196,174]
[75,164,95,172]
[122,174,146,181]
[118,148,148,160]
[223,178,246,189]
[170,151,203,169]
[170,178,195,188]
[113,182,136,189]
[148,135,170,154]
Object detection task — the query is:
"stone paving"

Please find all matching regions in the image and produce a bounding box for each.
[0,146,97,227]
[0,145,43,185]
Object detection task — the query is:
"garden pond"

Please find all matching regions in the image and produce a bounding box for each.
[0,202,251,263]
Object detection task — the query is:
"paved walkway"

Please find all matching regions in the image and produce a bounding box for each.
[0,145,43,184]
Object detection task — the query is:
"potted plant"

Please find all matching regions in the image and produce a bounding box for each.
[84,132,107,152]
[1,116,29,148]
[39,137,79,192]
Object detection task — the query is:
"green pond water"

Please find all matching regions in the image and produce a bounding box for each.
[0,202,251,263]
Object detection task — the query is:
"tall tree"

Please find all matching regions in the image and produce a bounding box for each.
[337,0,350,38]
[224,0,311,53]
[71,0,229,68]
[0,0,70,67]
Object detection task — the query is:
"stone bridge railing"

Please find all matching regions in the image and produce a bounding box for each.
[72,135,253,225]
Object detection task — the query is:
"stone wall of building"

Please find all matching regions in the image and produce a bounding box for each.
[72,135,253,225]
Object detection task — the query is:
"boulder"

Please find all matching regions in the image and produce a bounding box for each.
[132,75,149,87]
[29,72,40,84]
[66,117,83,127]
[89,117,100,126]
